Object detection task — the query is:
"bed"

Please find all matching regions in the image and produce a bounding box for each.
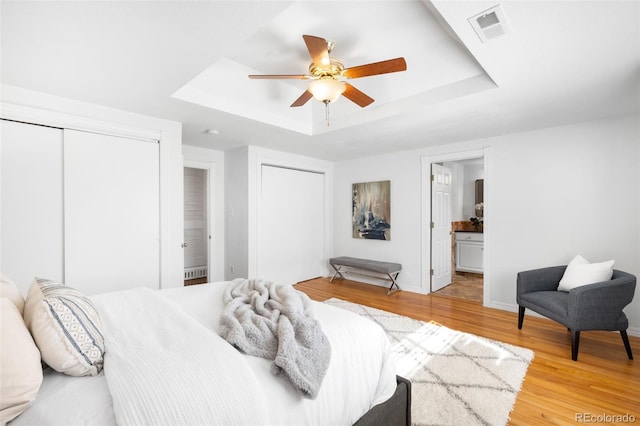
[2,277,410,426]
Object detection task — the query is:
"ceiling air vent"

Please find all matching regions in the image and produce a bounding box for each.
[468,5,510,43]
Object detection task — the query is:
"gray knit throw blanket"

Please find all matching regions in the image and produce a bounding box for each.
[219,278,332,399]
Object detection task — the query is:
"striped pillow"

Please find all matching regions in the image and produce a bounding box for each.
[23,278,104,376]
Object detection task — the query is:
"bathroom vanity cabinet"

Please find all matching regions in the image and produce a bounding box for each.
[455,231,484,273]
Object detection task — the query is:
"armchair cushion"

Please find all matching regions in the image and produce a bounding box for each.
[558,255,614,291]
[519,291,569,325]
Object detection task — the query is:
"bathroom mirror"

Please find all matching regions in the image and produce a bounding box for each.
[475,179,484,217]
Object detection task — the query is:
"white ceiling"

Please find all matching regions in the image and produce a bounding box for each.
[2,1,639,161]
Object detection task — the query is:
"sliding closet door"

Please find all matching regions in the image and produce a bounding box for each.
[1,120,64,292]
[63,130,160,294]
[258,165,324,285]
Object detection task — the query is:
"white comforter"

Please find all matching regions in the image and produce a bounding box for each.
[94,287,272,425]
[11,282,397,426]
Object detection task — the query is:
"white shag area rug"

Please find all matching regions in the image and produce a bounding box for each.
[325,298,534,426]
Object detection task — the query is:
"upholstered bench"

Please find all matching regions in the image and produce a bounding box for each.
[329,256,402,295]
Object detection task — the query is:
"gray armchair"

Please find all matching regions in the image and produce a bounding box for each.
[517,266,636,361]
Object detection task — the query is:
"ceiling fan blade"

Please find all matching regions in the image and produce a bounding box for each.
[291,90,313,107]
[342,83,374,107]
[248,74,310,79]
[303,35,330,67]
[343,57,407,79]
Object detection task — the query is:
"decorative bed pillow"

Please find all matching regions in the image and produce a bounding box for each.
[558,255,615,292]
[1,273,25,315]
[23,278,105,376]
[0,298,43,424]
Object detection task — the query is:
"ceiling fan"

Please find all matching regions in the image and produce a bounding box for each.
[248,35,407,109]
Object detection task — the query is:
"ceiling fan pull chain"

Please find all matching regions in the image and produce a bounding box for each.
[324,100,330,126]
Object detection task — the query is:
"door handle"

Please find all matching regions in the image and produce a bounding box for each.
[181,242,188,248]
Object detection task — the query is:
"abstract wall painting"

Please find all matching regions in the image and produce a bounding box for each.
[352,180,391,240]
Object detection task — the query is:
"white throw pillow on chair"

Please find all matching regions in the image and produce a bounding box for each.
[558,255,614,292]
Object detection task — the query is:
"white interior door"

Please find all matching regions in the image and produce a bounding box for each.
[1,120,64,293]
[431,163,452,291]
[258,165,324,285]
[63,129,160,294]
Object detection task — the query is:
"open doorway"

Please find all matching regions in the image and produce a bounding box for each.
[424,150,487,303]
[183,163,212,286]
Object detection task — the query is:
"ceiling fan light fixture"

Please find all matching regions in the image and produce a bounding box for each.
[309,78,346,103]
[249,35,406,110]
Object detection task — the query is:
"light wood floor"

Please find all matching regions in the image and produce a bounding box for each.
[434,272,484,302]
[295,277,640,425]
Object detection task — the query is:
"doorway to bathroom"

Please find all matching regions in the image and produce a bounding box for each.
[423,149,488,304]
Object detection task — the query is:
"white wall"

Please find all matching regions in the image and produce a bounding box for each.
[334,154,423,293]
[182,145,225,282]
[333,114,640,334]
[442,160,482,221]
[0,85,184,289]
[488,115,639,321]
[225,146,250,279]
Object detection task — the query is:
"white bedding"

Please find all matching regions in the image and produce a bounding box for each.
[10,282,397,426]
